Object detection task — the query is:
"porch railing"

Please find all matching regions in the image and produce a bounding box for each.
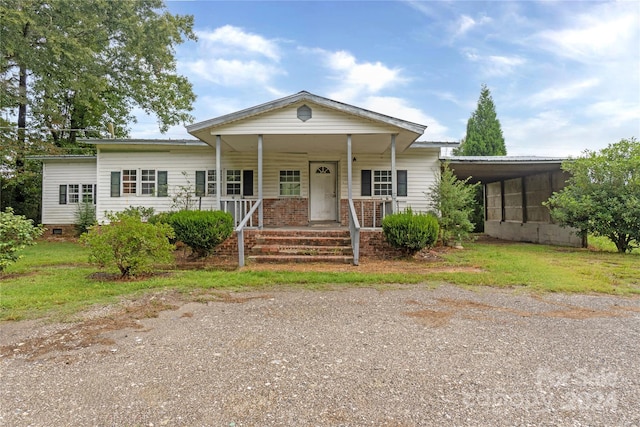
[348,199,360,266]
[220,198,258,228]
[235,199,262,267]
[356,198,397,228]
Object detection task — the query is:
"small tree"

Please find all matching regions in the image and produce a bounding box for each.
[75,202,97,235]
[0,207,45,271]
[80,211,175,278]
[429,163,480,246]
[545,137,640,253]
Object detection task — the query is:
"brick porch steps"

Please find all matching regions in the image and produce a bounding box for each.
[247,229,353,264]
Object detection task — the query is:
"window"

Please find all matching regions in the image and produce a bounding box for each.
[82,184,94,203]
[68,184,80,203]
[110,170,168,197]
[122,170,137,195]
[226,169,241,195]
[141,169,155,195]
[207,170,216,195]
[279,170,301,196]
[374,170,393,196]
[59,184,95,204]
[361,170,408,197]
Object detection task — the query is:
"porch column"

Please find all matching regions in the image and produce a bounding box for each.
[258,134,263,228]
[391,134,397,213]
[216,135,221,210]
[347,134,353,200]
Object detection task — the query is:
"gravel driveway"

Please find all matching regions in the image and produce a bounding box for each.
[1,284,639,426]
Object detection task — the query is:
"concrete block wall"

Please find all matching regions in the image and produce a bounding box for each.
[484,221,584,247]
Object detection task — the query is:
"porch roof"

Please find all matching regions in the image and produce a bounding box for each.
[443,156,570,183]
[186,91,428,154]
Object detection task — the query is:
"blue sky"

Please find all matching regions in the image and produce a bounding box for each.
[132,0,640,157]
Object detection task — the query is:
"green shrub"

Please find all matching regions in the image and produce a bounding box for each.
[0,207,45,271]
[80,212,175,278]
[169,210,233,257]
[75,202,97,235]
[382,208,439,254]
[148,211,176,226]
[121,206,156,221]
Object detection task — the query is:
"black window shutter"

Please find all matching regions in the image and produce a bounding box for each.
[59,185,67,204]
[397,170,408,197]
[157,171,168,197]
[93,184,97,204]
[361,170,372,196]
[110,172,120,197]
[243,170,254,196]
[195,171,205,196]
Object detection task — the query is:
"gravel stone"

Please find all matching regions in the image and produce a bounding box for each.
[1,284,639,426]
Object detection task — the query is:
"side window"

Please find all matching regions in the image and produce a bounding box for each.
[373,170,392,196]
[226,170,241,195]
[207,170,216,195]
[68,184,80,203]
[141,169,156,195]
[122,170,137,195]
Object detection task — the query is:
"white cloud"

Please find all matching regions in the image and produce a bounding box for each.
[185,58,284,86]
[533,3,638,63]
[463,49,525,77]
[585,100,640,128]
[527,78,600,107]
[361,96,451,141]
[323,50,408,102]
[180,25,286,89]
[453,14,492,38]
[196,25,281,61]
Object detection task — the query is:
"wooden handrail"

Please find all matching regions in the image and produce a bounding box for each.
[236,199,262,267]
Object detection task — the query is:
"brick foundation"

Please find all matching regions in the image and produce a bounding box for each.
[359,229,406,259]
[42,224,78,238]
[262,198,309,227]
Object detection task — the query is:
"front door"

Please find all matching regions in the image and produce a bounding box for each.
[309,162,338,221]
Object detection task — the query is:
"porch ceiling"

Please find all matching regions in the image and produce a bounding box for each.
[215,133,418,154]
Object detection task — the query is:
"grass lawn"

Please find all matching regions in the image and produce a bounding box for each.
[1,239,638,321]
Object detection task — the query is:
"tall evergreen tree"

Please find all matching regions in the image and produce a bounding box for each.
[455,84,506,156]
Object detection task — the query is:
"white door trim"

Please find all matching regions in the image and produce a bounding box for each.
[309,161,338,222]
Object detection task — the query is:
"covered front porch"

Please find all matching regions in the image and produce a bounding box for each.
[186,91,427,266]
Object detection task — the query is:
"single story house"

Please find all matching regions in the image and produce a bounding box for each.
[36,91,456,265]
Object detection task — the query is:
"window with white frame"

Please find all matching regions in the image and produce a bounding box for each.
[361,169,407,197]
[110,170,167,197]
[81,184,94,203]
[226,169,241,195]
[141,169,156,195]
[207,170,216,195]
[59,184,95,204]
[279,170,301,196]
[68,184,80,203]
[122,169,137,195]
[373,170,393,196]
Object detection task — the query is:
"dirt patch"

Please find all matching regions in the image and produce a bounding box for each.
[403,296,632,327]
[0,294,180,361]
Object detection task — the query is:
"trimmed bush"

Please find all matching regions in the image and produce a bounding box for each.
[80,212,175,278]
[382,208,439,254]
[168,210,233,258]
[0,207,45,272]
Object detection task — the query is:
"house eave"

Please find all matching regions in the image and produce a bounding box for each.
[78,138,207,147]
[186,91,427,135]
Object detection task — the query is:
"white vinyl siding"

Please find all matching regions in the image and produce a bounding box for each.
[41,159,97,225]
[96,147,218,223]
[210,103,398,135]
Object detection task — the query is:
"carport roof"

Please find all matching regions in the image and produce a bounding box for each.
[442,156,571,183]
